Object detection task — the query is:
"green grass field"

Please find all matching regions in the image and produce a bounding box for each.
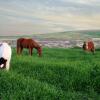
[0,48,100,100]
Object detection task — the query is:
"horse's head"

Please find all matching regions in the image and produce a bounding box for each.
[0,57,7,69]
[37,46,42,57]
[83,41,87,50]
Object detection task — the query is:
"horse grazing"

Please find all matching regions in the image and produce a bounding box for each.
[17,38,42,57]
[82,41,95,54]
[0,42,12,70]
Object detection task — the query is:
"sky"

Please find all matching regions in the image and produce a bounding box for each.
[0,0,100,35]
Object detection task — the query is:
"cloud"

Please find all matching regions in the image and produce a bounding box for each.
[0,0,100,35]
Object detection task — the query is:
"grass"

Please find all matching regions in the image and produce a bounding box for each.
[0,47,100,100]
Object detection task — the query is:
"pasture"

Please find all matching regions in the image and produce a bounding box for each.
[0,48,100,100]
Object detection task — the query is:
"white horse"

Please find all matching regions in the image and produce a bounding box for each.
[0,42,12,70]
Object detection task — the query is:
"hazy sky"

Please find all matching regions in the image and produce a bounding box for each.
[0,0,100,35]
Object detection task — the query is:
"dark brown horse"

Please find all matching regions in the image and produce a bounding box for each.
[17,38,42,57]
[82,41,95,54]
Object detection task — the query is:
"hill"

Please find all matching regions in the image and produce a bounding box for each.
[0,30,100,40]
[35,30,100,40]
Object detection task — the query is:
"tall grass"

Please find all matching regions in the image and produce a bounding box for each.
[0,48,100,100]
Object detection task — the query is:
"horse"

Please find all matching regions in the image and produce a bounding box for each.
[17,38,42,57]
[82,41,95,54]
[0,42,12,70]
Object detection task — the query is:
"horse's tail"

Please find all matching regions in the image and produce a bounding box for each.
[17,38,24,54]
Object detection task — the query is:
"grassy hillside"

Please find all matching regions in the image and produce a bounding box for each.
[78,30,100,37]
[0,48,100,100]
[0,30,100,40]
[33,30,100,40]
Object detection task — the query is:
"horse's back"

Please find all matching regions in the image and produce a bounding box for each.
[88,41,94,50]
[17,38,24,45]
[17,38,41,48]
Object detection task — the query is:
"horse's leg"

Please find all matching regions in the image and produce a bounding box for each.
[20,47,23,54]
[29,48,32,56]
[17,47,21,55]
[18,47,21,54]
[91,49,95,54]
[37,48,42,57]
[31,48,33,56]
[17,47,19,54]
[17,46,20,55]
[5,60,10,71]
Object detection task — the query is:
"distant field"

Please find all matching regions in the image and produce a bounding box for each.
[0,30,100,40]
[79,30,100,37]
[0,48,100,100]
[32,30,100,40]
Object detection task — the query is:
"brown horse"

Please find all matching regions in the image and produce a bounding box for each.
[82,41,95,54]
[17,38,42,57]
